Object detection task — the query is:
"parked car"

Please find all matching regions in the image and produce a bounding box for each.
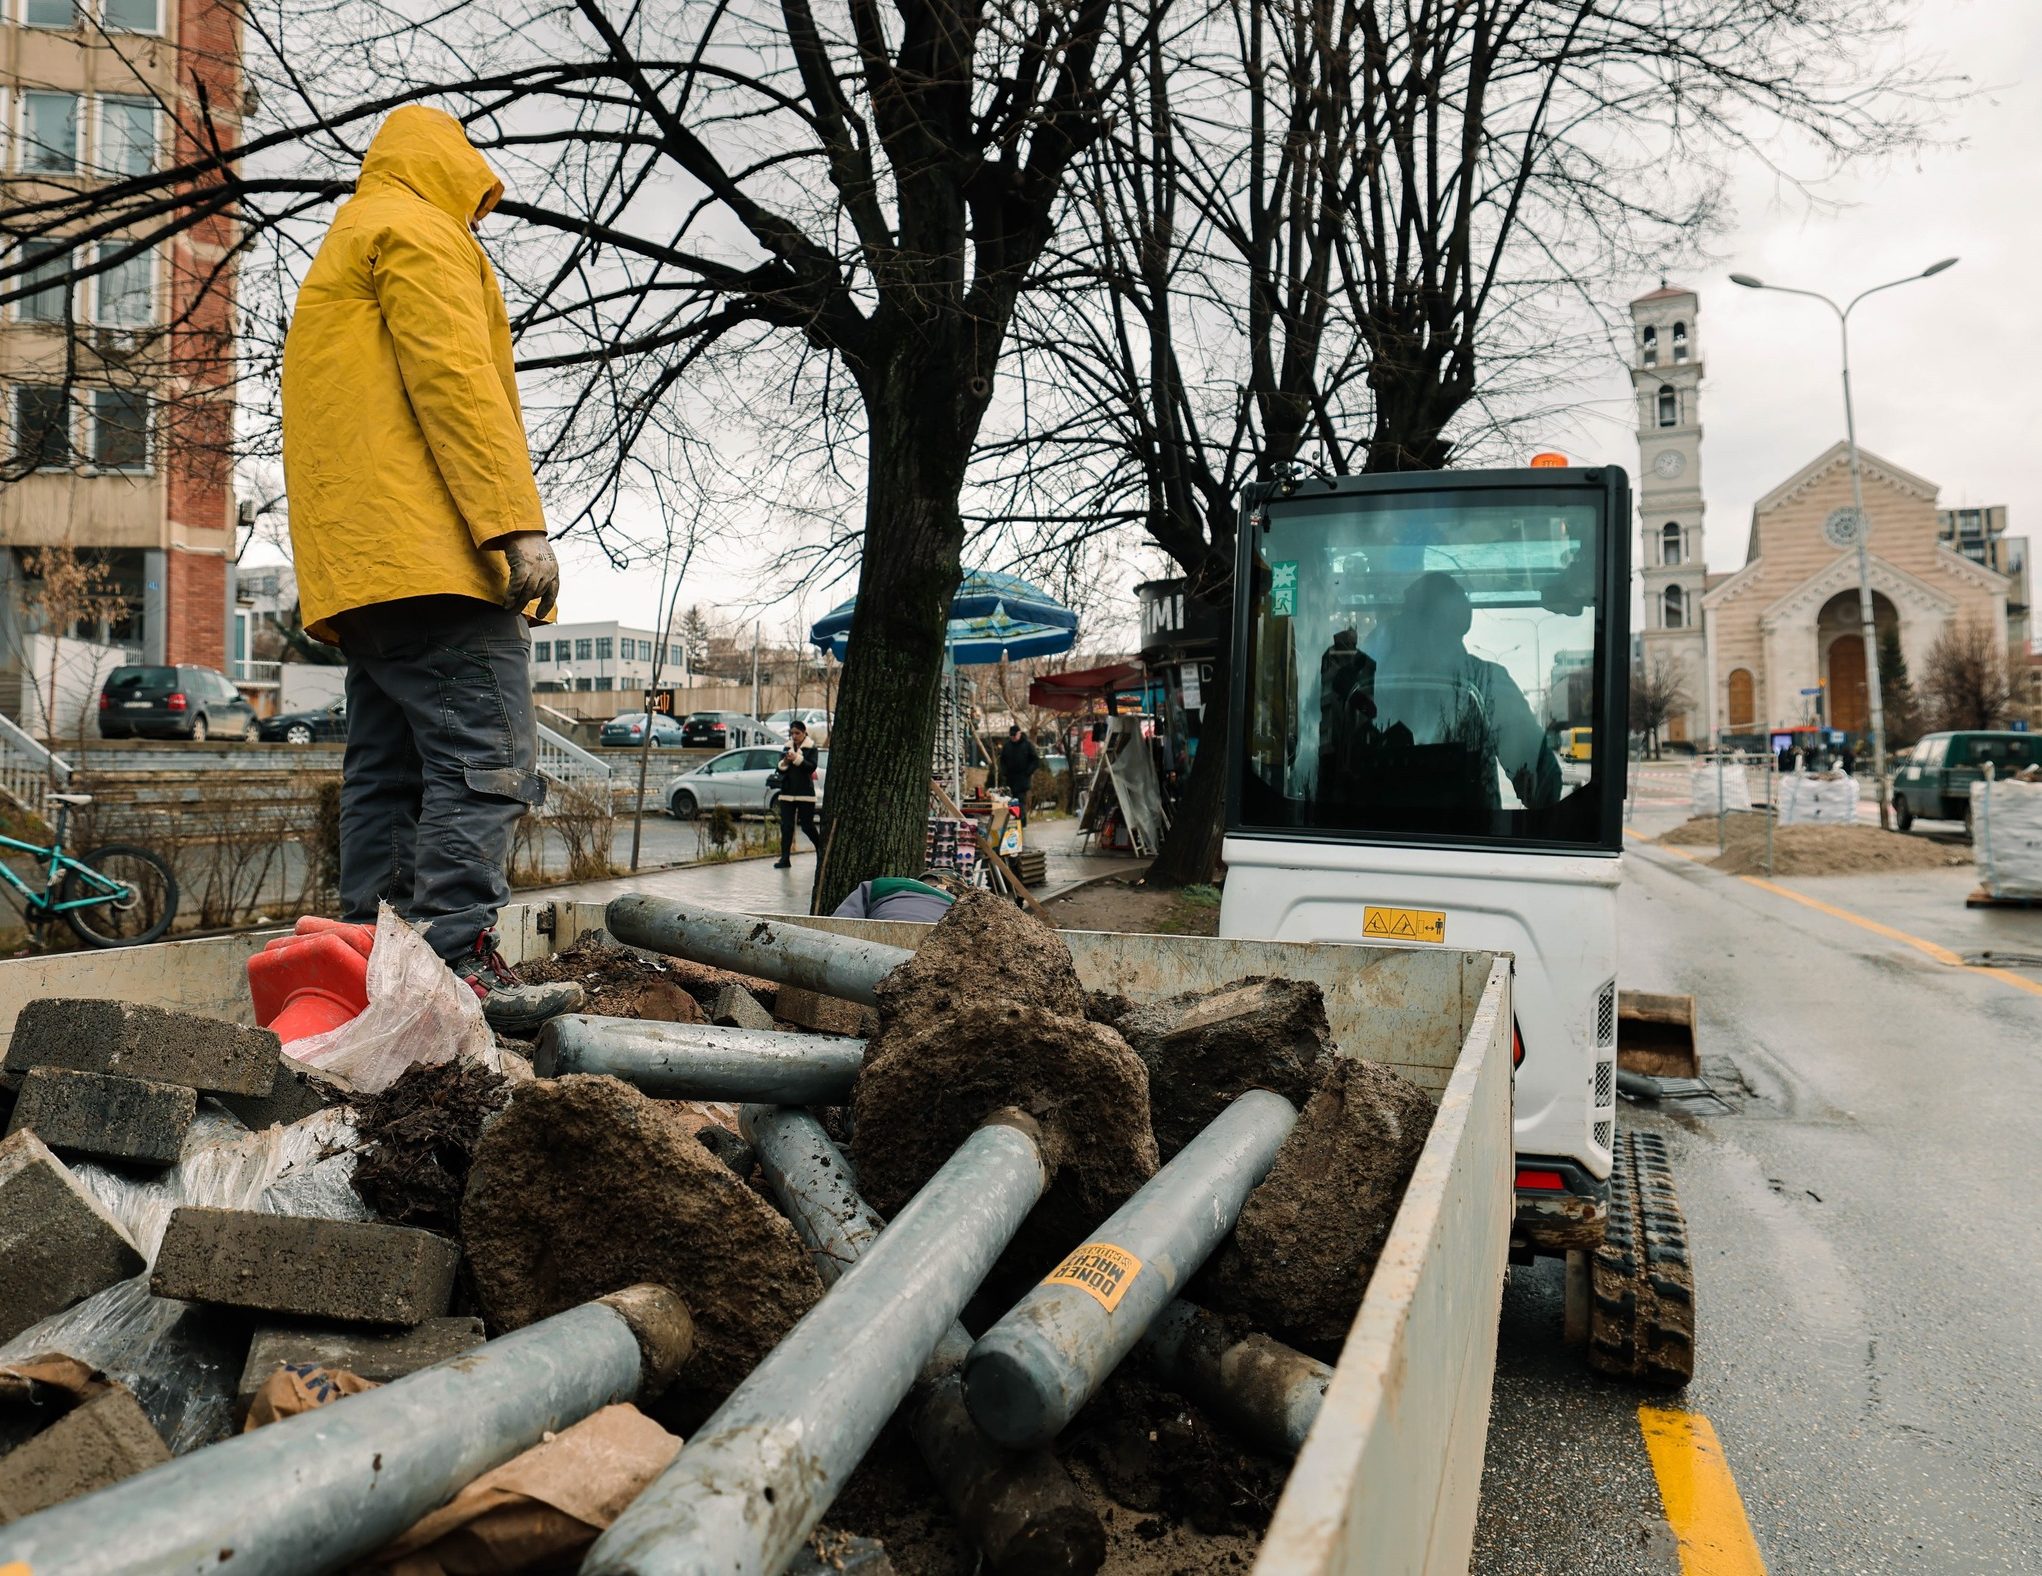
[1893,729,2038,833]
[667,746,829,819]
[99,665,258,742]
[679,710,771,749]
[600,712,686,748]
[258,696,347,744]
[764,707,832,744]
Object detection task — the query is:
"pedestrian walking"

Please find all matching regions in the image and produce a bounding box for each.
[281,105,580,1032]
[774,720,823,868]
[999,724,1040,826]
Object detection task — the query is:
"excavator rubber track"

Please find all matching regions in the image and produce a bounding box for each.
[1588,1129,1695,1388]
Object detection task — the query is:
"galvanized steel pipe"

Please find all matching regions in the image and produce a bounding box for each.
[742,1107,1106,1575]
[605,895,912,1007]
[534,1016,866,1104]
[584,1112,1050,1576]
[1139,1300,1331,1457]
[0,1286,693,1576]
[965,1088,1298,1449]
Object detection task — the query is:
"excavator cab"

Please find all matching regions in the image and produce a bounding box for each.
[1218,465,1696,1385]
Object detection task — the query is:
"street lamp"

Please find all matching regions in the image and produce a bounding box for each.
[1730,257,1959,830]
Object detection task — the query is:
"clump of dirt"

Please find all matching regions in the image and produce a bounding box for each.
[517,931,758,1021]
[1204,1056,1434,1349]
[460,1074,824,1392]
[852,998,1159,1279]
[1065,1372,1287,1540]
[1101,977,1334,1160]
[1658,816,1968,876]
[874,890,1087,1024]
[349,1057,509,1230]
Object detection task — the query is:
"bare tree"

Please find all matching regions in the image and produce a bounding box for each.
[1920,620,2013,733]
[1630,655,1691,760]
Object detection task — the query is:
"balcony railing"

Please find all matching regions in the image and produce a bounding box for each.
[232,660,284,687]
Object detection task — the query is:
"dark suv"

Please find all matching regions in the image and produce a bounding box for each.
[98,665,258,742]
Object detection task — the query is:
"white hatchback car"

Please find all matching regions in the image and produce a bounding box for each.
[763,706,832,745]
[667,746,829,819]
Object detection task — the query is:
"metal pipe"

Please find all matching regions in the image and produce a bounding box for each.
[0,1286,693,1576]
[741,1107,1106,1575]
[965,1088,1297,1450]
[605,895,911,1007]
[584,1113,1050,1576]
[534,1016,865,1105]
[1138,1300,1331,1458]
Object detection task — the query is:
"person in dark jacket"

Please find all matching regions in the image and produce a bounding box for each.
[774,720,822,868]
[999,725,1040,825]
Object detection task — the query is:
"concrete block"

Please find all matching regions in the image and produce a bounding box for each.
[5,999,279,1098]
[774,985,876,1039]
[215,1056,348,1131]
[709,983,777,1032]
[151,1208,460,1327]
[0,1387,170,1523]
[7,1069,196,1168]
[236,1316,486,1411]
[0,1130,146,1345]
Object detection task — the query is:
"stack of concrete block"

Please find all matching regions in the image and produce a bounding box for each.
[1,1000,298,1167]
[0,1129,146,1345]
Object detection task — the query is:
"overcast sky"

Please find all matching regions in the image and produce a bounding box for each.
[260,1,2035,656]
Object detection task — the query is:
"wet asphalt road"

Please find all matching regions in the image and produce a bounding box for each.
[1473,824,2042,1573]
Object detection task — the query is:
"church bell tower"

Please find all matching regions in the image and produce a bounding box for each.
[1630,284,1711,744]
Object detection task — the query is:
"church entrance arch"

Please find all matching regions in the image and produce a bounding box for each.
[1817,590,1898,735]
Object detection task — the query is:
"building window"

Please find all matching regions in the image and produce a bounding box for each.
[1656,384,1677,427]
[1661,522,1682,566]
[555,644,569,665]
[574,638,591,661]
[594,637,613,660]
[16,242,73,323]
[93,244,153,326]
[97,98,157,178]
[91,389,149,471]
[1661,584,1685,630]
[13,385,72,469]
[1672,321,1689,363]
[669,642,682,667]
[102,0,163,31]
[595,676,613,692]
[1641,325,1657,367]
[22,0,78,28]
[575,676,591,692]
[1727,668,1755,726]
[21,92,81,174]
[534,640,550,661]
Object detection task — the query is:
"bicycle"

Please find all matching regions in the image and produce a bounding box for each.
[0,793,179,947]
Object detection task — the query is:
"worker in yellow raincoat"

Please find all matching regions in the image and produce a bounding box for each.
[282,105,581,1032]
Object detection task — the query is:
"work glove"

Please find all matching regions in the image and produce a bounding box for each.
[498,531,559,621]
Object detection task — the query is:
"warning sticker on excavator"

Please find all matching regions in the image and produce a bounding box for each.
[1044,1242,1142,1313]
[1363,906,1447,943]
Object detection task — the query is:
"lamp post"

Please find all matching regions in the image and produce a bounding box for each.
[1730,258,1958,830]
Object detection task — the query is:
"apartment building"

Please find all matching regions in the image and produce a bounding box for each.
[1936,506,2030,652]
[533,620,689,695]
[0,0,242,726]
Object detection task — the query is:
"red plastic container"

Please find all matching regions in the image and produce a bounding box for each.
[248,919,374,1044]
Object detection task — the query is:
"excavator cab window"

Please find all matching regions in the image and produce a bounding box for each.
[1234,474,1625,853]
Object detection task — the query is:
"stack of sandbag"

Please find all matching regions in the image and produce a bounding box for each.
[1689,761,1755,817]
[1777,769,1859,826]
[1972,775,2042,898]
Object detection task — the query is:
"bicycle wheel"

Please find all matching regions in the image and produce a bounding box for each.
[62,844,179,947]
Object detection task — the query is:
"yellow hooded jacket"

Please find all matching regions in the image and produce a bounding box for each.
[282,106,548,642]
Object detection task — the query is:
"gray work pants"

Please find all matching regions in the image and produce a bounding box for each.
[331,595,546,962]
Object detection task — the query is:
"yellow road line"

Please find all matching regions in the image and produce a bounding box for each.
[1627,829,2042,1000]
[1639,1406,1767,1575]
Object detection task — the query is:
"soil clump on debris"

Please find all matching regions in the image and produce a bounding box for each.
[349,1058,509,1231]
[1204,1056,1434,1349]
[518,930,778,1021]
[460,1074,823,1393]
[1658,816,1967,876]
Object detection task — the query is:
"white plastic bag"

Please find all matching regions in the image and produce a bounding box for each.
[1777,771,1860,827]
[1689,762,1753,817]
[286,905,493,1094]
[1973,777,2042,898]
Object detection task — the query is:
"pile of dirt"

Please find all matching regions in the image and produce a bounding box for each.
[1203,1056,1434,1349]
[460,1074,824,1393]
[854,895,1158,1277]
[349,1057,510,1230]
[518,931,772,1021]
[1658,816,1969,876]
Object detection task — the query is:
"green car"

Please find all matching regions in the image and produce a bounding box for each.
[1892,730,2037,833]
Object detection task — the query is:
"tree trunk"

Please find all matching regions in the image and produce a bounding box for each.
[808,368,970,915]
[1145,595,1233,888]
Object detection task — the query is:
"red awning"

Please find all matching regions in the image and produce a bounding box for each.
[1028,661,1145,711]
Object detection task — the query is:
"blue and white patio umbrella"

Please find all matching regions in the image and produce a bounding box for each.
[807,569,1079,664]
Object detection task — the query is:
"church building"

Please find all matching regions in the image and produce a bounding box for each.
[1628,284,2026,746]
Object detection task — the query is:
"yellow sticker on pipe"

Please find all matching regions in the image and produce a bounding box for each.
[1044,1242,1143,1313]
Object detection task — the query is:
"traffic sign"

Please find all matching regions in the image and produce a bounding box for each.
[1798,687,1822,696]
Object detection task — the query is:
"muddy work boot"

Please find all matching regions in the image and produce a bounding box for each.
[454,936,585,1035]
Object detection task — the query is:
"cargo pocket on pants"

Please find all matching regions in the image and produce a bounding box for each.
[465,764,548,808]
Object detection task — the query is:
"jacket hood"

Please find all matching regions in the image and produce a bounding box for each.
[357,106,504,225]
